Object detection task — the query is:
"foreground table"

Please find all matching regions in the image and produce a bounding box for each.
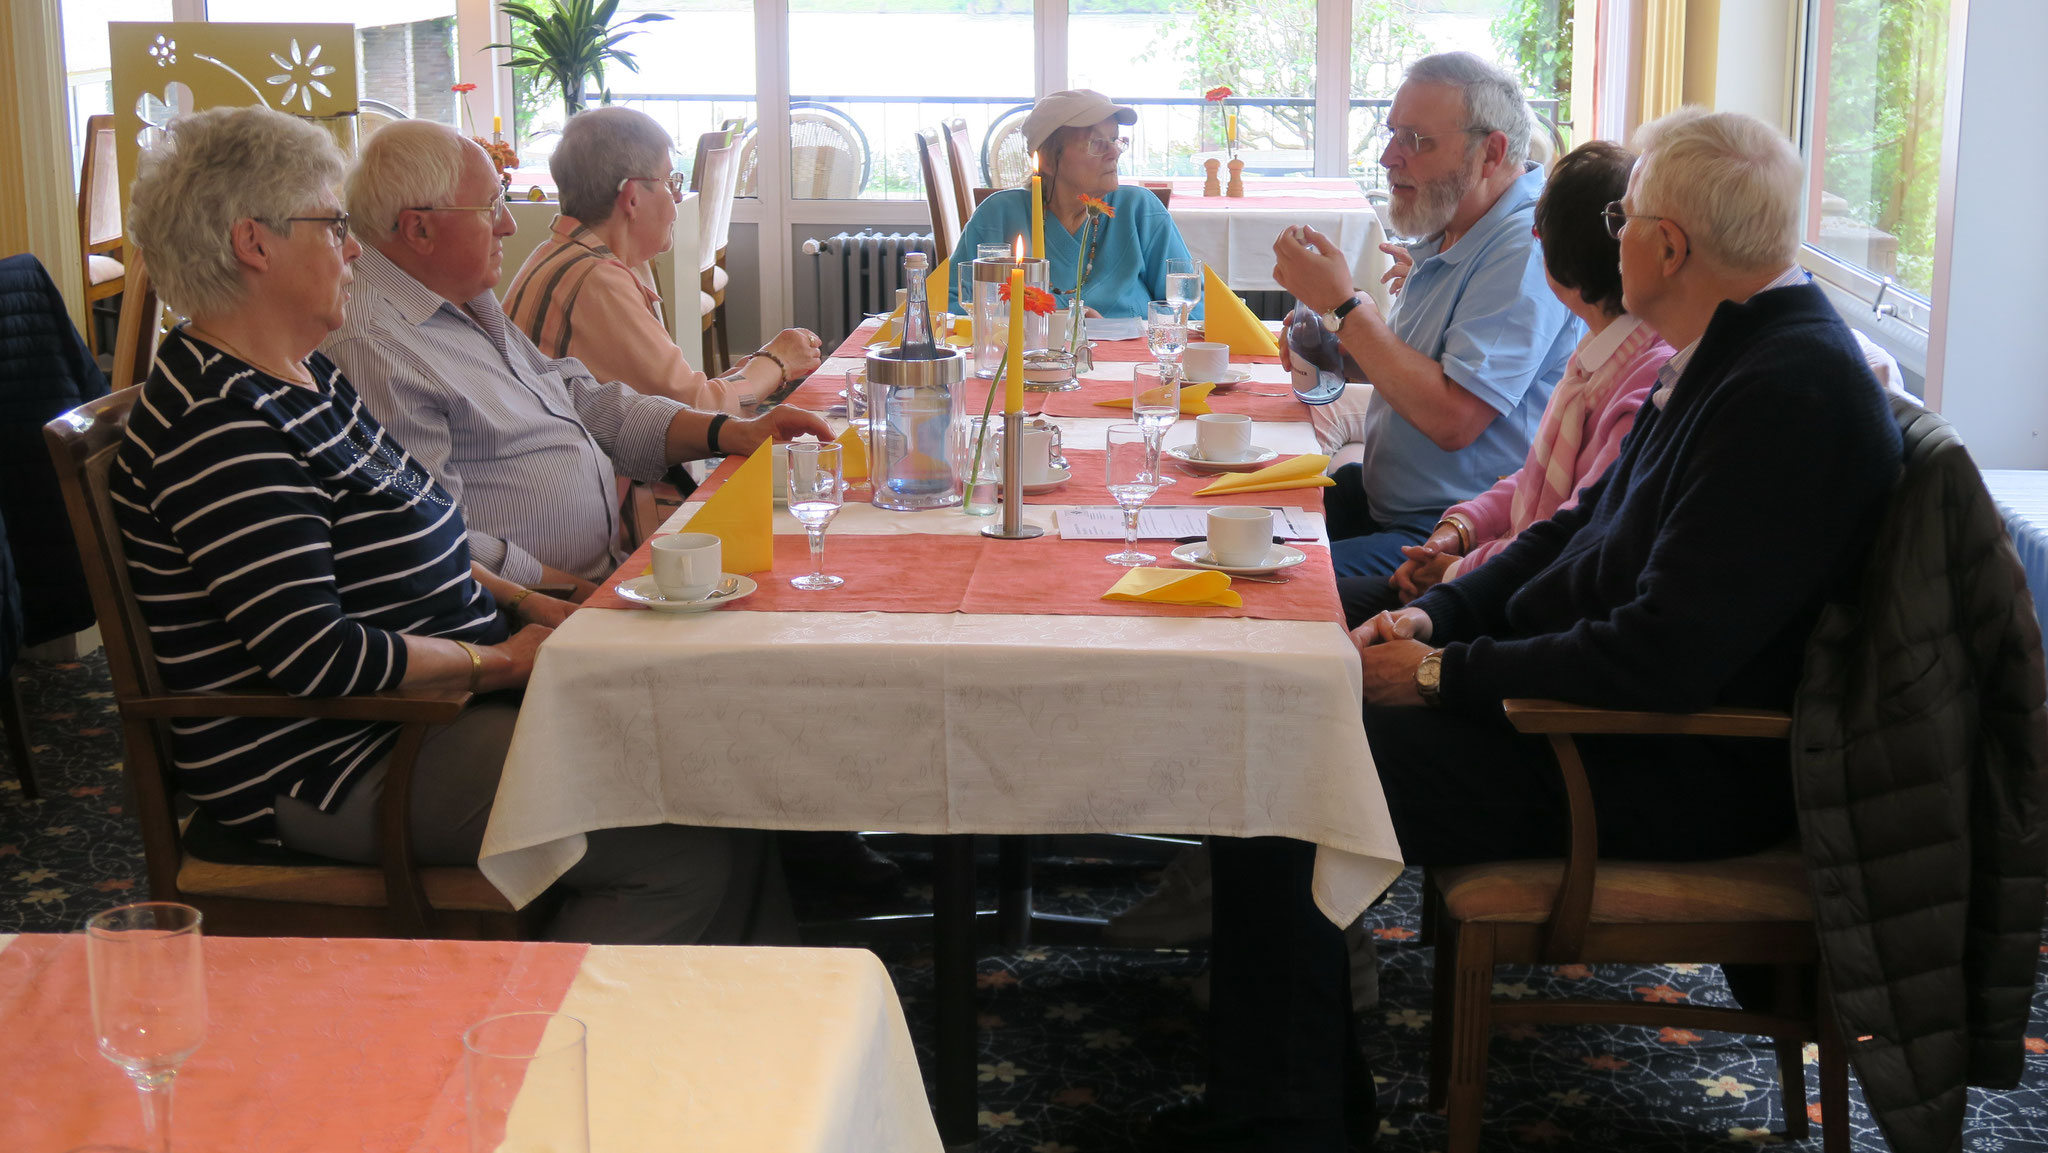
[0,933,938,1153]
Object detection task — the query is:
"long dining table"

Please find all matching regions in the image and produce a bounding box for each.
[482,320,1403,1149]
[0,932,940,1152]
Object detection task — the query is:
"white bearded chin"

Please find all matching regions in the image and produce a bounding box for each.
[1388,155,1481,239]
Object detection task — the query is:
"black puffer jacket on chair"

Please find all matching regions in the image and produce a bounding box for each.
[1793,394,2048,1153]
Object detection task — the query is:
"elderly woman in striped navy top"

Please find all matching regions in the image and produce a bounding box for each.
[116,106,794,945]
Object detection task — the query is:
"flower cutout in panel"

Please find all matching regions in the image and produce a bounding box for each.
[265,39,336,112]
[135,81,194,152]
[149,35,177,67]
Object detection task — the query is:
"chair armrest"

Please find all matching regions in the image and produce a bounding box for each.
[122,689,471,724]
[1502,699,1791,739]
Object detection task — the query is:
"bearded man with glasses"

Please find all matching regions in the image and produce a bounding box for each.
[1271,51,1580,593]
[325,120,829,601]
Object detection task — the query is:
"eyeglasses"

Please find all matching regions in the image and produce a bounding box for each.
[1384,126,1491,156]
[279,213,351,247]
[1602,200,1669,239]
[399,193,508,223]
[1075,136,1130,157]
[618,173,686,202]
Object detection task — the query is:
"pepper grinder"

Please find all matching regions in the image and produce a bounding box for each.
[1202,158,1222,198]
[1226,157,1246,198]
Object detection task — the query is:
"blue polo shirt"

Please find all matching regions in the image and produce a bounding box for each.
[945,184,1199,320]
[1358,163,1580,525]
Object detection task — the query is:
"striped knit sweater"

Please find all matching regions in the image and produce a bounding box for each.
[110,332,507,841]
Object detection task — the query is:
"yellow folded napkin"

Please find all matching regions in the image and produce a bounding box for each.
[682,441,774,573]
[834,423,868,481]
[1093,381,1216,415]
[1199,263,1281,357]
[1102,567,1242,607]
[1195,453,1336,496]
[949,316,973,345]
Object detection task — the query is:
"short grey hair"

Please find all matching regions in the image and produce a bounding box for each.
[1632,107,1803,273]
[553,106,674,224]
[126,106,342,320]
[346,119,471,240]
[1404,51,1532,169]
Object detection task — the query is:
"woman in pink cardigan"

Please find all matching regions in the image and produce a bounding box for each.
[1340,141,1673,627]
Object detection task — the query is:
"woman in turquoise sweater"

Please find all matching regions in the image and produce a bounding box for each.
[946,90,1200,320]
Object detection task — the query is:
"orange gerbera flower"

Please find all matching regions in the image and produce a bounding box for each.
[1078,193,1116,218]
[451,82,478,94]
[999,282,1057,315]
[1205,86,1233,102]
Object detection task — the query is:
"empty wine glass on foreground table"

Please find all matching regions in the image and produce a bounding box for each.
[1105,424,1161,566]
[1146,299,1187,383]
[1131,363,1179,487]
[86,902,206,1153]
[1164,258,1201,324]
[787,441,845,590]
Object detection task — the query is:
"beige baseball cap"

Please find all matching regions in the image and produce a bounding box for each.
[1020,89,1139,155]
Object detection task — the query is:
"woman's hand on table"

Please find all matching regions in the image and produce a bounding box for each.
[1379,242,1413,296]
[725,406,835,456]
[1391,547,1458,603]
[489,623,553,692]
[1272,224,1357,314]
[1359,637,1430,707]
[513,590,578,629]
[758,327,824,380]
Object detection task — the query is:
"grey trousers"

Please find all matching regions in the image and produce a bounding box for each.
[274,701,797,945]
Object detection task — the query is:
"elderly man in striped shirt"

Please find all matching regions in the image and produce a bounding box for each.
[325,121,829,600]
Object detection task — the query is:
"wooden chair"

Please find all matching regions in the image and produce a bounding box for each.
[979,104,1033,189]
[918,128,963,263]
[942,118,976,225]
[77,114,125,355]
[1426,700,1846,1153]
[43,387,531,939]
[691,134,738,374]
[108,250,165,390]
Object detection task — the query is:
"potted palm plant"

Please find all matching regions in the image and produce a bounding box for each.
[486,0,669,120]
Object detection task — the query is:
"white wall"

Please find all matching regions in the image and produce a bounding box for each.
[1925,0,2048,467]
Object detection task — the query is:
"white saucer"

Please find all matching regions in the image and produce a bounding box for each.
[1001,465,1072,494]
[616,574,758,613]
[1163,444,1281,474]
[1170,541,1309,576]
[1185,370,1252,390]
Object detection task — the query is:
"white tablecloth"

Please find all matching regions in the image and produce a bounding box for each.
[1167,177,1395,312]
[483,355,1404,929]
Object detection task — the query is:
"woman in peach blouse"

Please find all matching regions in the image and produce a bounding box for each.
[505,106,822,415]
[1340,141,1674,627]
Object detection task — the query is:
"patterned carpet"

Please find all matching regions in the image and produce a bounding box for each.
[4,650,2045,1152]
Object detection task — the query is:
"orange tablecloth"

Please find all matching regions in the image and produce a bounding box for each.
[1037,374,1307,422]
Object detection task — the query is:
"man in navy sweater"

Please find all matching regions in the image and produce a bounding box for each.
[1163,110,1904,1152]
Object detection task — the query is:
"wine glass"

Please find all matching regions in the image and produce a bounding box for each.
[1164,258,1201,325]
[1104,424,1160,567]
[1131,363,1179,487]
[1146,299,1187,383]
[786,441,845,590]
[86,902,206,1153]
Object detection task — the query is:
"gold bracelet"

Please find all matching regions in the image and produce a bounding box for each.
[453,640,483,694]
[1438,514,1474,554]
[504,587,533,618]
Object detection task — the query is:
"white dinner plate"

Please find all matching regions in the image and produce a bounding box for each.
[1000,465,1072,494]
[615,574,759,613]
[1186,370,1253,390]
[1162,443,1281,474]
[1170,542,1310,576]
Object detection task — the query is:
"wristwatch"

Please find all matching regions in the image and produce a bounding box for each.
[1320,292,1365,333]
[1414,648,1445,707]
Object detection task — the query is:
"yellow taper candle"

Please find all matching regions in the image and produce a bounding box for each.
[492,114,502,138]
[1005,267,1025,414]
[1226,112,1237,146]
[1029,152,1045,259]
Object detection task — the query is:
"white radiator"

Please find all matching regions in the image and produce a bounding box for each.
[801,231,937,349]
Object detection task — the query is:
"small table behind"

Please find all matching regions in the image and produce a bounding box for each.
[1167,176,1394,313]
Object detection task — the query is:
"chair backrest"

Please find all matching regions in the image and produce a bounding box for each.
[981,105,1033,189]
[110,251,164,389]
[917,128,962,261]
[695,141,737,273]
[688,128,725,194]
[942,118,975,223]
[789,111,866,199]
[79,115,122,254]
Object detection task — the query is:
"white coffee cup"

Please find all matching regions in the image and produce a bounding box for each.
[1207,507,1274,568]
[1183,341,1230,383]
[651,532,723,601]
[1194,413,1254,462]
[1000,426,1058,485]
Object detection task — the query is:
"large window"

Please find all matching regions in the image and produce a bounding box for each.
[785,0,1033,201]
[1805,0,1950,303]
